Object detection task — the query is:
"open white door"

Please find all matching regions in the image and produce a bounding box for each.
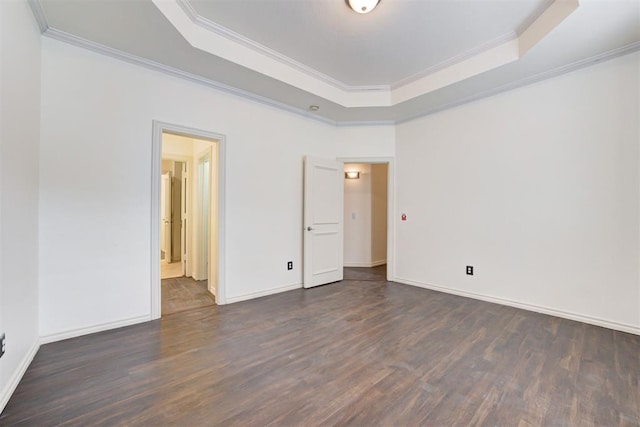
[161,172,172,263]
[303,156,344,288]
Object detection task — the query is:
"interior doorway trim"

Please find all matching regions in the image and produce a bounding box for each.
[151,121,227,319]
[337,157,395,281]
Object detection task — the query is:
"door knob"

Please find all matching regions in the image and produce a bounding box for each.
[307,226,314,231]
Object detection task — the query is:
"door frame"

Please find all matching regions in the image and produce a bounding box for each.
[196,150,211,281]
[337,157,395,282]
[161,171,173,263]
[151,121,227,319]
[161,154,192,278]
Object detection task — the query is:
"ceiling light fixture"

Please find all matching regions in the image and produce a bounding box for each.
[346,0,380,14]
[309,105,320,111]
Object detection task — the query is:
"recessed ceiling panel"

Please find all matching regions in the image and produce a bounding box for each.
[189,0,548,86]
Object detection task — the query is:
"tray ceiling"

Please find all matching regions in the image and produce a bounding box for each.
[189,0,547,87]
[34,0,640,124]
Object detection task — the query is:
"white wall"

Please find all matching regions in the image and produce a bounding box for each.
[0,0,41,412]
[344,164,372,266]
[395,52,640,333]
[335,125,395,159]
[38,38,395,340]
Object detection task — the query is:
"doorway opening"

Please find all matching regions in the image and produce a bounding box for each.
[152,122,226,319]
[343,162,389,283]
[302,156,394,289]
[161,158,187,279]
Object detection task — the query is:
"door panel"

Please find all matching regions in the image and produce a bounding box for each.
[303,156,343,288]
[311,165,341,224]
[311,230,340,273]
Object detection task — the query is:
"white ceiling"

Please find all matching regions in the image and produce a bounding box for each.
[189,0,547,87]
[35,0,640,124]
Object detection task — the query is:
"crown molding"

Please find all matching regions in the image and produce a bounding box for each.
[42,28,345,127]
[42,29,395,127]
[176,0,560,97]
[41,27,640,127]
[157,0,574,108]
[176,0,389,94]
[27,0,48,33]
[28,0,638,127]
[336,120,396,127]
[390,31,518,90]
[38,24,393,127]
[153,0,392,107]
[391,0,552,91]
[397,41,640,125]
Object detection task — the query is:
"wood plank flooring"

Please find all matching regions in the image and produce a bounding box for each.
[161,260,183,280]
[1,269,639,426]
[162,276,215,316]
[343,264,386,281]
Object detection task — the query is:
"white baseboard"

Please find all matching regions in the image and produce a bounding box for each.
[226,283,302,304]
[39,314,151,344]
[0,339,40,414]
[344,260,387,268]
[394,277,640,336]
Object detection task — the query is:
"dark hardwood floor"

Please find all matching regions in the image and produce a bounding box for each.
[2,268,639,426]
[162,276,215,316]
[343,264,386,281]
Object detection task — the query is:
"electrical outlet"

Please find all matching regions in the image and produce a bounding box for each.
[0,333,5,359]
[287,261,293,270]
[466,266,474,276]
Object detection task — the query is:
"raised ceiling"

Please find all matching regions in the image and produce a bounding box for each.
[34,0,640,124]
[189,0,547,87]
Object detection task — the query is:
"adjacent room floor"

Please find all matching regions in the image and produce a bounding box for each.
[161,259,183,279]
[2,267,639,425]
[343,264,386,281]
[162,276,215,316]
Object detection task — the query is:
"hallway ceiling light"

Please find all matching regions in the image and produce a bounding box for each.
[346,0,380,14]
[345,171,360,179]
